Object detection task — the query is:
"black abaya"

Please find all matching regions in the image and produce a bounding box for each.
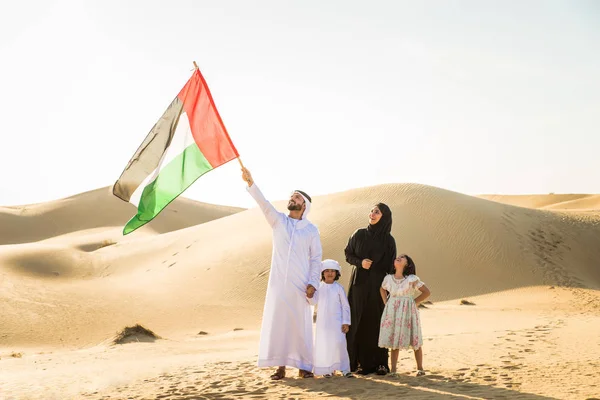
[345,205,397,373]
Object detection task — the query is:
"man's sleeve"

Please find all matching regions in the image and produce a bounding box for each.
[308,230,323,289]
[307,289,319,306]
[246,183,281,228]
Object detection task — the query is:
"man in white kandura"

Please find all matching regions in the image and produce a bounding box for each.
[242,166,322,380]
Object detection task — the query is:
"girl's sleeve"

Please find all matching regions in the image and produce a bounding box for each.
[381,274,392,291]
[339,286,351,325]
[407,275,425,289]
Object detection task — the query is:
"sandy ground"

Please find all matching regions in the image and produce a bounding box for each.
[2,183,599,399]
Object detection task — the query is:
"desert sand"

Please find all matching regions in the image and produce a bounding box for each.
[1,184,599,400]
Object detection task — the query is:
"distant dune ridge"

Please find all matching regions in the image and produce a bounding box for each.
[0,186,245,245]
[1,183,599,399]
[479,193,600,211]
[1,183,598,346]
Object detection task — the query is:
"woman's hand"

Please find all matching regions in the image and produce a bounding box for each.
[341,324,350,333]
[361,259,373,270]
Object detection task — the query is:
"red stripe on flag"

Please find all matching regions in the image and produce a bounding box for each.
[177,69,239,166]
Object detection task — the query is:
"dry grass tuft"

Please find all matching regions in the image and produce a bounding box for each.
[113,324,161,344]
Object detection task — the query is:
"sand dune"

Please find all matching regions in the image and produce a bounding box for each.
[2,183,600,399]
[5,183,600,344]
[0,186,245,245]
[479,193,600,211]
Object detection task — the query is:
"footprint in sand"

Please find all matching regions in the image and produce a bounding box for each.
[426,374,446,380]
[456,384,477,392]
[254,270,269,279]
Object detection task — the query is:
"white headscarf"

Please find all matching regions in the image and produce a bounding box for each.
[321,259,341,273]
[293,191,311,221]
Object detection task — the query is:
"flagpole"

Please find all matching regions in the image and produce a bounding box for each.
[192,61,244,170]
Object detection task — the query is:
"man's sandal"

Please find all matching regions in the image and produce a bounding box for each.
[298,369,314,378]
[416,370,426,377]
[270,367,286,380]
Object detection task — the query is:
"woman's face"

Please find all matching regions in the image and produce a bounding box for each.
[394,255,407,272]
[369,206,382,225]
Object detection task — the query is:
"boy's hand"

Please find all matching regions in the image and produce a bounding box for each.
[341,324,349,333]
[306,284,316,298]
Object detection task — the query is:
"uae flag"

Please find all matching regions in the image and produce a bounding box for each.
[113,67,239,235]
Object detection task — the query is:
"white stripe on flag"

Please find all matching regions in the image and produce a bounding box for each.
[129,112,195,207]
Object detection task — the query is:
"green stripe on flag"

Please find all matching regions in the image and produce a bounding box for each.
[123,143,213,234]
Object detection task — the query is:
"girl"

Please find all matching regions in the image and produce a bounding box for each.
[308,259,354,378]
[378,254,430,376]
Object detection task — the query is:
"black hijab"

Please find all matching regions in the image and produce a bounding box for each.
[366,202,392,238]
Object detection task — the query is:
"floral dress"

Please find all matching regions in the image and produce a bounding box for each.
[378,274,424,350]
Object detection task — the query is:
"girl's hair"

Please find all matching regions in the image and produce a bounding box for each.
[321,270,341,281]
[394,254,416,277]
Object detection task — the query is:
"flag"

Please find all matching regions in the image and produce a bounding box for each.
[113,67,239,234]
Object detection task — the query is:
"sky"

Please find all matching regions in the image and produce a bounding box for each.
[1,0,599,209]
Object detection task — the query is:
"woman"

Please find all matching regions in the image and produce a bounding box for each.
[345,203,396,375]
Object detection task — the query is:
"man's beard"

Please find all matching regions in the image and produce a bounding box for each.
[287,201,302,211]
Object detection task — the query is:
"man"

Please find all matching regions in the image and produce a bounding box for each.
[242,166,322,380]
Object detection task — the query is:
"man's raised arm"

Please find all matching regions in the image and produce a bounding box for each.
[242,167,281,228]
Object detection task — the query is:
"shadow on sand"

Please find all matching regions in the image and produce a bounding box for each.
[280,371,555,400]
